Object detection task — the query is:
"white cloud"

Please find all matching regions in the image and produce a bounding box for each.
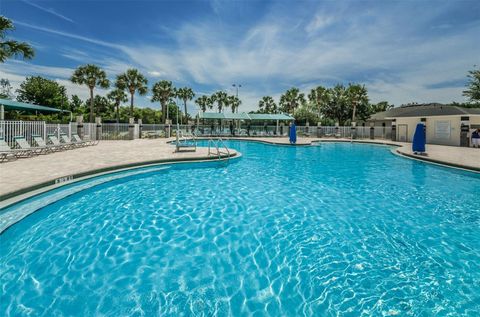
[305,14,335,34]
[21,0,75,23]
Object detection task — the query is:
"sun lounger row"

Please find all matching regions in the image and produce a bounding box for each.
[0,133,96,163]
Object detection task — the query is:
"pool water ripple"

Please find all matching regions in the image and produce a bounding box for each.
[1,141,479,316]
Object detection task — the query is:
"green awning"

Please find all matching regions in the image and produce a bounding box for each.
[0,98,69,113]
[248,113,294,120]
[224,112,250,120]
[198,112,225,119]
[197,112,294,121]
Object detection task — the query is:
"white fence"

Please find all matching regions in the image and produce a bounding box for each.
[0,121,393,147]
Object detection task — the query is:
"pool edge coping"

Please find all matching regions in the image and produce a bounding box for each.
[0,151,240,209]
[392,148,480,173]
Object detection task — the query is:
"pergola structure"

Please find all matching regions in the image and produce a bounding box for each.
[197,112,294,135]
[197,112,294,121]
[0,98,71,120]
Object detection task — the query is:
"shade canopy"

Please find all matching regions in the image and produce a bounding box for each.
[198,112,294,121]
[0,98,70,114]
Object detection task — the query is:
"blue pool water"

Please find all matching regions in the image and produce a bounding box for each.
[1,141,479,316]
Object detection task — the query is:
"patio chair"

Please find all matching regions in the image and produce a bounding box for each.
[0,139,31,162]
[72,133,97,146]
[32,134,62,152]
[61,133,85,148]
[47,134,74,150]
[14,136,49,155]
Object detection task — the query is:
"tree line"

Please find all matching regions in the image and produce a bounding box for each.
[254,85,392,126]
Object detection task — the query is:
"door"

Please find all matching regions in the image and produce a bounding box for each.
[398,124,408,142]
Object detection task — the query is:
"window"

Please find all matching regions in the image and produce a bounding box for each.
[434,120,451,139]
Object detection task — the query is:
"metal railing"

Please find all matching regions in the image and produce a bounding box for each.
[207,137,230,161]
[0,121,393,146]
[0,120,45,147]
[102,123,130,140]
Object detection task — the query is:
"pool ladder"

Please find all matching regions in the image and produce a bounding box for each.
[207,137,230,162]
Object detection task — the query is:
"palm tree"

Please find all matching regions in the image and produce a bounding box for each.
[107,88,128,123]
[195,95,213,125]
[151,80,176,123]
[116,69,148,117]
[71,64,110,122]
[258,96,277,114]
[0,16,35,63]
[308,86,329,119]
[195,95,212,113]
[346,84,368,123]
[212,91,228,113]
[228,95,241,113]
[176,87,195,124]
[279,87,305,115]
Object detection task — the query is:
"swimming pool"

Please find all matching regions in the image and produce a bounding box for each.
[1,141,479,316]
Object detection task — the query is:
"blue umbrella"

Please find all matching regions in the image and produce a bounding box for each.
[289,122,297,144]
[412,123,426,153]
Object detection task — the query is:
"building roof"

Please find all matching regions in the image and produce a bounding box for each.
[198,112,225,119]
[0,98,69,113]
[370,103,480,120]
[198,112,294,121]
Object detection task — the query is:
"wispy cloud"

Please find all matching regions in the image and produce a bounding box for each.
[14,21,123,50]
[21,0,75,23]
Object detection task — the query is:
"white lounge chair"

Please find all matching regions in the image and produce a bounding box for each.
[14,136,48,155]
[72,133,96,146]
[0,139,31,162]
[32,135,62,152]
[60,133,85,148]
[48,134,74,150]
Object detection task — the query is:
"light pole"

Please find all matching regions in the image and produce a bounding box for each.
[232,83,242,113]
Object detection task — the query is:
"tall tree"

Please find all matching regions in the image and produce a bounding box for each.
[85,95,113,118]
[195,95,213,113]
[70,95,84,114]
[321,84,349,125]
[463,68,480,102]
[370,101,393,113]
[116,69,148,117]
[107,88,128,123]
[308,86,329,118]
[16,76,68,108]
[258,96,277,113]
[279,88,306,115]
[151,80,175,123]
[176,87,195,124]
[228,95,241,113]
[0,78,14,99]
[346,84,369,123]
[212,91,229,113]
[0,16,34,63]
[71,64,110,122]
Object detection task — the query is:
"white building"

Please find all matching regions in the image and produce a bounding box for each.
[369,104,480,147]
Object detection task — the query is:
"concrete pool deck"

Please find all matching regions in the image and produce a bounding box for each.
[0,139,237,202]
[0,137,479,202]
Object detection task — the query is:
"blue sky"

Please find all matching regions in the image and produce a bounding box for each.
[1,0,479,113]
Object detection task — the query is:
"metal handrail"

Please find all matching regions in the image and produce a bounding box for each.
[207,137,230,161]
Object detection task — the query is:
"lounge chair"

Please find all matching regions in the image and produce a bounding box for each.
[48,134,74,150]
[60,133,85,148]
[32,135,62,152]
[72,133,96,146]
[14,136,49,155]
[0,139,30,162]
